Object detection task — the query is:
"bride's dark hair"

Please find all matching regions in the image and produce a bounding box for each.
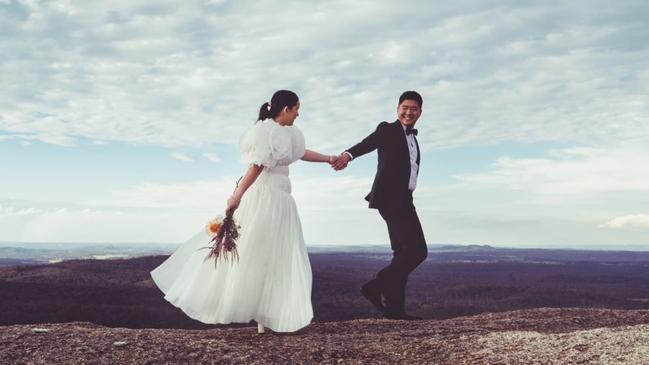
[257,90,299,121]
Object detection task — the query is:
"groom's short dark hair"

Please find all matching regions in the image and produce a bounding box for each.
[399,91,423,107]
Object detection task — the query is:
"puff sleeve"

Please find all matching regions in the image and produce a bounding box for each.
[240,121,292,168]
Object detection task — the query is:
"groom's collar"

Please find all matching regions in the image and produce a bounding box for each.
[397,120,416,134]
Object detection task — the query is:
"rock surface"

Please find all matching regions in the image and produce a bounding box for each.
[2,308,649,364]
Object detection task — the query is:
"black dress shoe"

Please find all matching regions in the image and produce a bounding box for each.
[383,312,422,321]
[360,282,385,313]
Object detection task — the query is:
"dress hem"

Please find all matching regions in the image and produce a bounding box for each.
[150,271,312,333]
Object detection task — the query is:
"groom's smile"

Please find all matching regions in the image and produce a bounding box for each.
[397,99,422,127]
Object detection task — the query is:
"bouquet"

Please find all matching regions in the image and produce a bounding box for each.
[198,177,243,267]
[200,213,240,266]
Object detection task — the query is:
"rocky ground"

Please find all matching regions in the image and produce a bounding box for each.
[2,308,649,364]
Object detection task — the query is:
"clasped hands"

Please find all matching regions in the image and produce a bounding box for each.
[328,153,351,171]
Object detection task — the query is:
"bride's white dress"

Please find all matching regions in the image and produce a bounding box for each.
[150,119,313,332]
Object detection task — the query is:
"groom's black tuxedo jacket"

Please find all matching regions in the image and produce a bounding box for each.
[347,120,420,209]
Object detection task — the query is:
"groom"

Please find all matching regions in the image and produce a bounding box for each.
[333,91,427,320]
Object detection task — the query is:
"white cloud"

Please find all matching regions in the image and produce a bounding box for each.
[456,142,649,202]
[202,152,221,163]
[93,174,387,244]
[90,179,237,209]
[2,1,649,249]
[0,177,241,243]
[0,205,203,243]
[602,214,649,229]
[36,134,77,147]
[170,152,194,162]
[0,1,646,152]
[3,168,649,248]
[0,174,386,245]
[0,204,42,217]
[0,132,74,146]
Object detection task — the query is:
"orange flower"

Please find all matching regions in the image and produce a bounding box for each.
[205,216,223,237]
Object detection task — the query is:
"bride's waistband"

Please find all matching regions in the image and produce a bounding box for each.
[254,169,292,193]
[264,166,289,175]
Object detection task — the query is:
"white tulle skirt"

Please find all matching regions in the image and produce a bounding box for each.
[150,167,313,332]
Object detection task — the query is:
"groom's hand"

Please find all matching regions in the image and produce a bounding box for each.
[332,153,350,171]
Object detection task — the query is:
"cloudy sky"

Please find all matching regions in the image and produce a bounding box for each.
[1,0,648,249]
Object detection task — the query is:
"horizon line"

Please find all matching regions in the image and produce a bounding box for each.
[1,241,648,252]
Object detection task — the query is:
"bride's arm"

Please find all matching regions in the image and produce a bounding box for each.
[301,149,335,164]
[226,164,264,213]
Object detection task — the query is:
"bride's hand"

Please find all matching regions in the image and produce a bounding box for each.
[226,195,241,215]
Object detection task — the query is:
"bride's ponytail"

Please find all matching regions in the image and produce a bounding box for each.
[257,102,272,121]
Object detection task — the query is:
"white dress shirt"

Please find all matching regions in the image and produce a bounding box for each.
[402,124,419,191]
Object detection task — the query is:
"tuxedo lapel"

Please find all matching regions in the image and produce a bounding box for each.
[392,121,410,166]
[414,136,420,167]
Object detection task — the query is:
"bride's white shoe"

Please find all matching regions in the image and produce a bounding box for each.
[257,323,266,334]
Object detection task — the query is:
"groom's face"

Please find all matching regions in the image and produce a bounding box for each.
[397,99,421,127]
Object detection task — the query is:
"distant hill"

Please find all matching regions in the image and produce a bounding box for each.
[3,242,649,264]
[309,243,496,253]
[0,243,178,263]
[2,252,649,329]
[0,258,46,268]
[431,244,496,251]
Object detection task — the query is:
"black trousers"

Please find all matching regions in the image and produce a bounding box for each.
[375,195,427,313]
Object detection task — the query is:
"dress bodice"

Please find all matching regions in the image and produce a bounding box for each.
[240,119,306,170]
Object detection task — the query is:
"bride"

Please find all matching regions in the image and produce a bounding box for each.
[150,90,335,333]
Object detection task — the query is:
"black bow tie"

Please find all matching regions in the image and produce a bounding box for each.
[406,128,418,136]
